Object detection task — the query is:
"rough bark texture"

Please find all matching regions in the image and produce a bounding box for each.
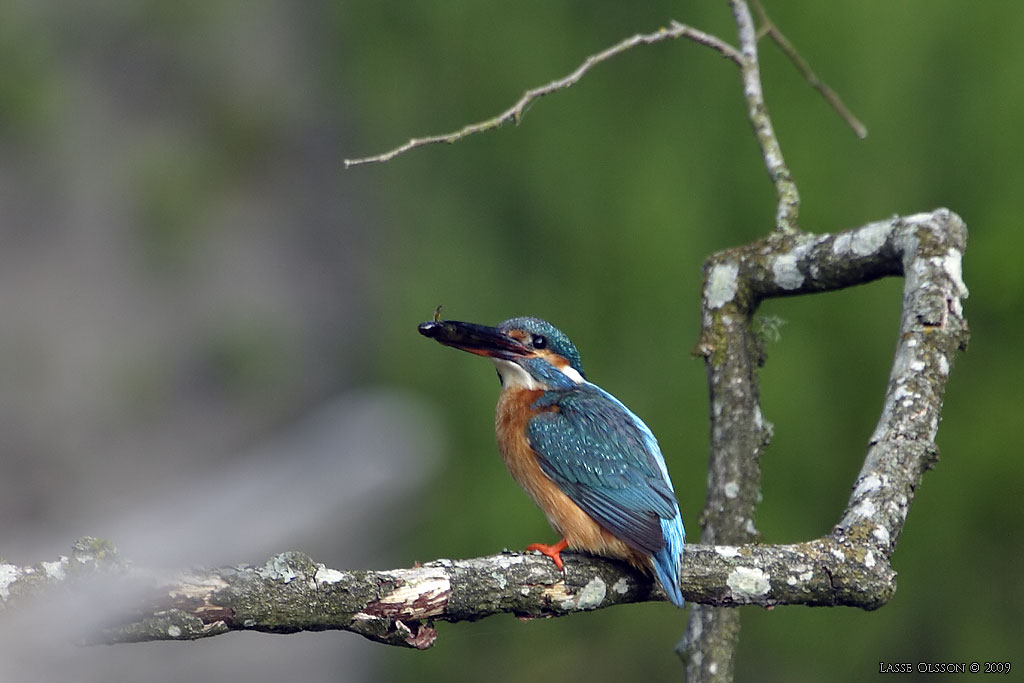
[1,224,968,655]
[678,208,968,681]
[1,537,896,651]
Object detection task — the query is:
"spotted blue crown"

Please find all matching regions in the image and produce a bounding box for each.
[498,316,585,378]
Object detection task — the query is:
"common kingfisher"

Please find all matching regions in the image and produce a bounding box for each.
[418,316,685,606]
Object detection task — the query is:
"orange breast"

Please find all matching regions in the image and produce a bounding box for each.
[494,388,649,571]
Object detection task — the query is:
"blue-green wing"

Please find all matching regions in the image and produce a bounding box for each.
[526,385,678,555]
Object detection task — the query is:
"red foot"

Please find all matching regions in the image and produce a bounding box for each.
[526,538,569,571]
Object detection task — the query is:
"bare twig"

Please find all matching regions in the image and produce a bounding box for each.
[347,3,859,237]
[728,0,800,234]
[343,21,742,168]
[752,0,868,139]
[346,6,804,237]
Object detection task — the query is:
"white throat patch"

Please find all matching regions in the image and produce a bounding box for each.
[492,359,540,390]
[492,358,584,390]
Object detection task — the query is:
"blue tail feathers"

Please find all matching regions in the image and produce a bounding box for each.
[652,514,685,606]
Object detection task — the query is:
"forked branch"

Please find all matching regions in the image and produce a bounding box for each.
[679,208,968,681]
[1,211,967,654]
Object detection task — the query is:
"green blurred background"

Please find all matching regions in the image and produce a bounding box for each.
[1,1,1020,681]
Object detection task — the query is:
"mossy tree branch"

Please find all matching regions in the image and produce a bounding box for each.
[678,208,967,682]
[1,211,967,660]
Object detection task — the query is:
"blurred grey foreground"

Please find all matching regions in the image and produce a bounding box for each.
[0,390,441,683]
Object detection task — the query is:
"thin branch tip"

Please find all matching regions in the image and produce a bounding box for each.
[343,21,741,167]
[751,0,868,139]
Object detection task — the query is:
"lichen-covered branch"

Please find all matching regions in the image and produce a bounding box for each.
[1,535,896,651]
[677,3,796,679]
[679,208,968,682]
[0,213,967,678]
[0,217,966,683]
[343,21,741,168]
[677,193,773,681]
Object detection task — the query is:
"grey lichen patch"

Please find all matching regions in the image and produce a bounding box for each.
[0,563,20,600]
[254,552,321,590]
[850,220,892,256]
[490,571,508,589]
[849,498,876,520]
[536,574,612,613]
[550,576,607,611]
[257,554,302,583]
[941,247,969,298]
[785,567,814,586]
[830,217,893,259]
[706,262,739,309]
[1,555,77,604]
[471,553,528,571]
[70,537,121,572]
[575,577,608,609]
[41,558,68,581]
[726,567,769,598]
[852,474,883,499]
[314,566,345,585]
[771,252,803,289]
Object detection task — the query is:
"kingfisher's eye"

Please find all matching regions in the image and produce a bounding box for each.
[531,334,547,349]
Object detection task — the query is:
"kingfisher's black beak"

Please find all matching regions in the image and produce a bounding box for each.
[418,320,529,360]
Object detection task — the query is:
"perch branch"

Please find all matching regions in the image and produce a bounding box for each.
[0,539,895,651]
[1,211,967,657]
[343,21,742,168]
